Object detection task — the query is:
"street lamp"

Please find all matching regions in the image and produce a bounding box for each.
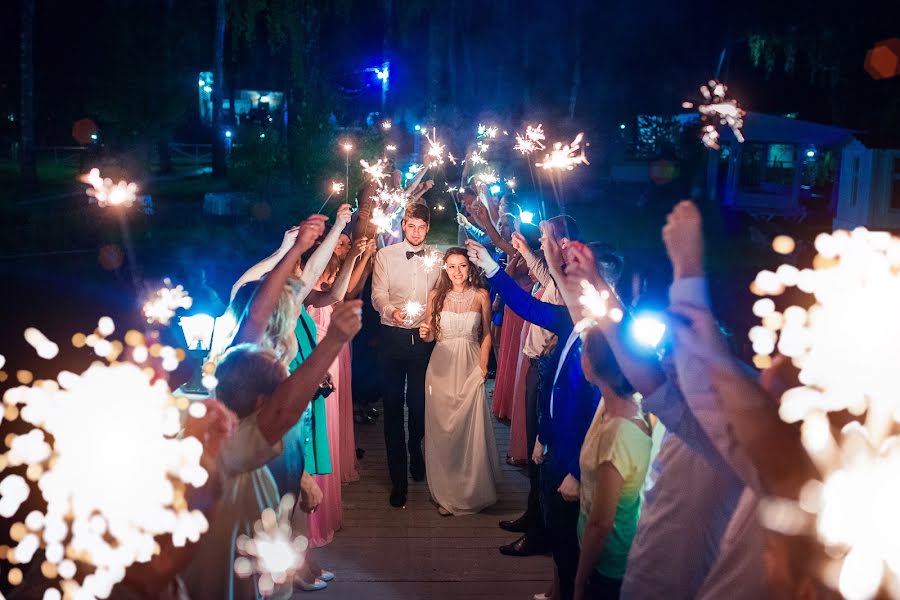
[341,142,353,203]
[178,313,217,395]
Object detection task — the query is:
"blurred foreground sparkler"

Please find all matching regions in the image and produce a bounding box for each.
[360,158,390,185]
[1,321,208,599]
[424,129,446,167]
[575,280,622,332]
[235,494,308,597]
[142,279,193,325]
[80,168,139,208]
[682,80,745,150]
[751,228,900,599]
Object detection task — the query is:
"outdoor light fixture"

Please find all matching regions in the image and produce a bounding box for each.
[203,85,212,93]
[198,79,205,87]
[414,124,421,131]
[806,149,816,158]
[520,210,535,224]
[619,123,626,130]
[490,184,502,195]
[90,133,98,141]
[179,313,216,394]
[630,313,667,349]
[225,130,232,138]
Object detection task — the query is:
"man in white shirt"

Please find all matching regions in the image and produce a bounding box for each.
[371,202,441,507]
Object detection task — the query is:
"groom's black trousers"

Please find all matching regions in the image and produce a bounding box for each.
[378,324,435,491]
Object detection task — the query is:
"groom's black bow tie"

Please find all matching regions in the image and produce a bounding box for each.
[406,250,425,260]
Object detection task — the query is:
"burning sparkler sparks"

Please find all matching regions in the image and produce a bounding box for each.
[330,181,345,195]
[536,133,589,171]
[417,251,442,274]
[750,228,900,598]
[424,129,446,167]
[370,206,398,236]
[576,280,623,332]
[360,158,390,185]
[1,323,209,598]
[476,124,498,139]
[683,80,746,149]
[514,124,547,155]
[469,152,486,166]
[402,300,425,325]
[476,170,499,185]
[142,280,193,326]
[234,494,308,597]
[80,168,139,208]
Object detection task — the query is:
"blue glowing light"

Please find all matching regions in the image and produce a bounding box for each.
[630,313,667,348]
[414,124,421,131]
[619,123,626,130]
[224,130,232,138]
[90,133,98,141]
[203,85,212,93]
[375,66,390,82]
[520,210,535,224]
[806,149,816,158]
[489,184,502,195]
[198,79,205,87]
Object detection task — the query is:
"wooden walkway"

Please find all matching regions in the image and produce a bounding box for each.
[310,390,552,599]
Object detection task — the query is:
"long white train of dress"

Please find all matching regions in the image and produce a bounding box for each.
[424,309,501,515]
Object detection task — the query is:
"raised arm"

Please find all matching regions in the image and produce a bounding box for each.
[231,215,327,347]
[345,238,376,300]
[256,301,362,444]
[466,239,571,335]
[468,200,516,257]
[307,235,366,307]
[563,240,666,398]
[294,204,353,305]
[230,226,300,301]
[512,231,554,289]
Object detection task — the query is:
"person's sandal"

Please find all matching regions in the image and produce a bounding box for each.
[437,505,452,517]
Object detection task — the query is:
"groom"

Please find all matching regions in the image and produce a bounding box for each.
[371,202,441,507]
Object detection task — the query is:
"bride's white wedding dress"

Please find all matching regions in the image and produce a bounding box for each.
[424,288,500,515]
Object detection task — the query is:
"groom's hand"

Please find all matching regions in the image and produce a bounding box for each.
[391,308,406,325]
[558,473,580,502]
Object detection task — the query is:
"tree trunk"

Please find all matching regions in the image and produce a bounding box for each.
[19,0,37,189]
[211,0,227,178]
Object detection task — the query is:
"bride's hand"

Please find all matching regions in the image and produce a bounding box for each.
[418,323,431,340]
[480,363,488,379]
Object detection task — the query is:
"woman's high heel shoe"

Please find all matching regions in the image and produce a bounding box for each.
[296,578,327,592]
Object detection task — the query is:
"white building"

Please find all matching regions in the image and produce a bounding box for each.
[834,138,900,231]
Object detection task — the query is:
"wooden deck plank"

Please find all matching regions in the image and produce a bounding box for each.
[304,383,553,599]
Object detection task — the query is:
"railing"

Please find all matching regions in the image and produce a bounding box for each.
[167,143,212,167]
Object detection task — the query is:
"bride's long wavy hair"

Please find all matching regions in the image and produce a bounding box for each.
[430,247,486,340]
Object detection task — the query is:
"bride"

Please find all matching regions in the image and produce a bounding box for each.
[419,247,501,516]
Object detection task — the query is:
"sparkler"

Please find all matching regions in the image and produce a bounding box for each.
[475,170,499,185]
[234,494,308,597]
[316,181,347,214]
[575,280,623,332]
[417,250,443,274]
[683,80,746,149]
[80,168,139,208]
[750,228,900,598]
[1,322,209,599]
[424,129,446,167]
[447,152,457,165]
[535,132,589,171]
[142,279,193,326]
[514,124,546,155]
[402,300,425,325]
[476,124,498,139]
[469,152,486,165]
[360,158,390,185]
[370,206,398,236]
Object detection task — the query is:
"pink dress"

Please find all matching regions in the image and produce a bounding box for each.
[492,306,526,420]
[306,304,343,548]
[507,323,531,462]
[338,344,359,483]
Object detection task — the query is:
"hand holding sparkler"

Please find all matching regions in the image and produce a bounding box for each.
[662,201,705,279]
[295,215,328,252]
[349,237,369,261]
[464,239,500,276]
[323,300,363,345]
[511,232,535,261]
[335,203,353,227]
[298,471,323,514]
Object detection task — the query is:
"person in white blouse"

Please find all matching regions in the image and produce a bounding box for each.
[371,202,441,508]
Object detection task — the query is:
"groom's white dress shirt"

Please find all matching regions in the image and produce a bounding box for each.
[371,240,441,329]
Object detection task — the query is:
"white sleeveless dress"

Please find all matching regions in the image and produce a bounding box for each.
[424,289,501,515]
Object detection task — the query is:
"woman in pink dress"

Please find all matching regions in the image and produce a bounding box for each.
[337,343,359,483]
[507,321,531,463]
[305,302,343,548]
[491,254,533,420]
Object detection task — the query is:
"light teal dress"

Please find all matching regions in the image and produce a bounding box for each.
[266,306,332,496]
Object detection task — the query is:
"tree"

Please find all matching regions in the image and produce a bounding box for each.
[211,0,227,178]
[19,0,37,189]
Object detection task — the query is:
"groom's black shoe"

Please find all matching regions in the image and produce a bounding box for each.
[389,486,407,508]
[499,533,550,557]
[499,512,530,533]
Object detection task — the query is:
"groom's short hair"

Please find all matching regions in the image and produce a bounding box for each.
[403,202,431,225]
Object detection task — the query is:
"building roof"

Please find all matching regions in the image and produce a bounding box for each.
[724,111,856,146]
